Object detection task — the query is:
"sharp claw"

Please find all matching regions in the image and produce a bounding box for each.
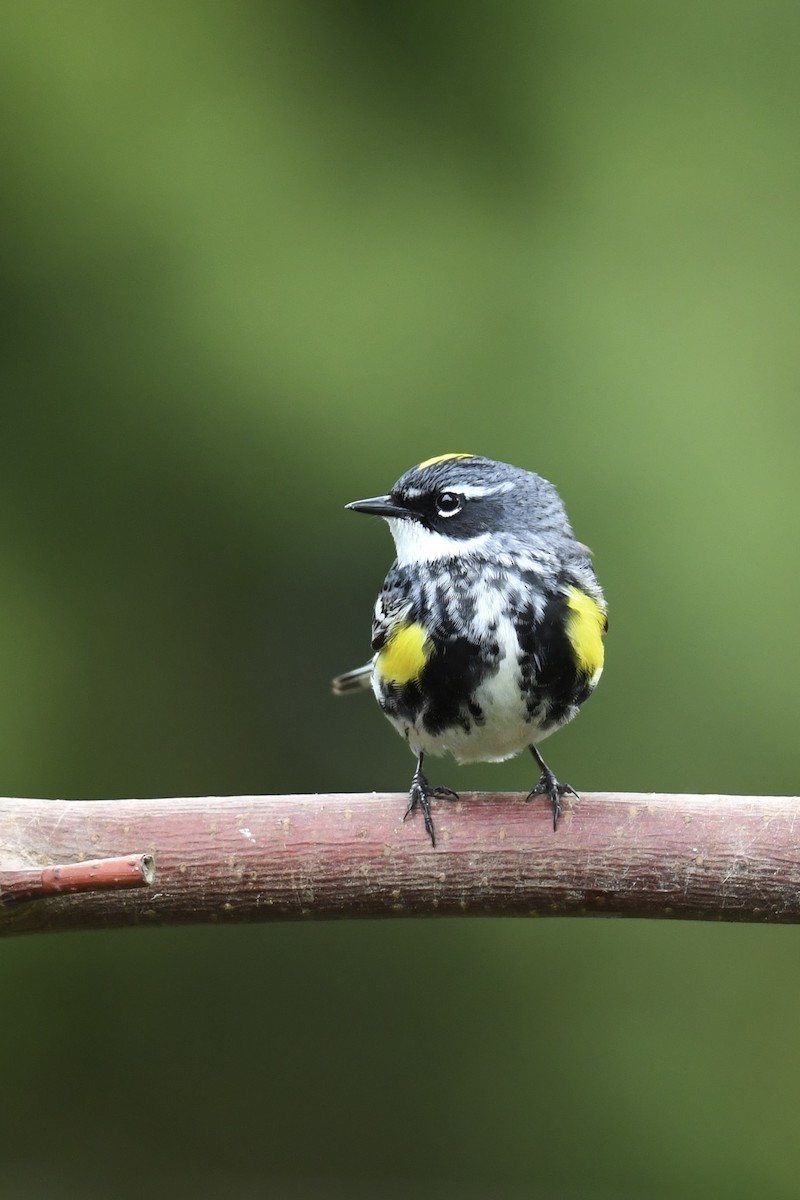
[405,765,449,847]
[526,764,578,831]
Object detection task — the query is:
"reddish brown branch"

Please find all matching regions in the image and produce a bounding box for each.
[1,853,155,902]
[0,791,798,935]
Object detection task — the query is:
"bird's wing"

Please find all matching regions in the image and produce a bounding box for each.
[332,566,416,695]
[370,565,415,652]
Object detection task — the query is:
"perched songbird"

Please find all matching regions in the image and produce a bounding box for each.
[333,453,607,846]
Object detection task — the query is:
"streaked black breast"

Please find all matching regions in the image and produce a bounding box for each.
[514,588,594,727]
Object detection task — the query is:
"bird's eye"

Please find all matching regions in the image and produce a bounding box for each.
[436,491,462,517]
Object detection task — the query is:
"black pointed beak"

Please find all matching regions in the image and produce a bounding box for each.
[345,495,410,519]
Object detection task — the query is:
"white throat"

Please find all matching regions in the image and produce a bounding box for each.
[387,517,491,565]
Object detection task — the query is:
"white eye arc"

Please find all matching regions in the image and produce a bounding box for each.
[436,491,462,517]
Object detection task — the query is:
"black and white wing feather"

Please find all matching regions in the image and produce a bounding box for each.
[332,564,416,696]
[370,563,416,651]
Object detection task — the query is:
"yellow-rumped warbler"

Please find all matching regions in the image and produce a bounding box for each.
[333,453,607,846]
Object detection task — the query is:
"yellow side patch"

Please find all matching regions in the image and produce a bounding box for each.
[376,622,433,685]
[416,452,474,470]
[565,587,607,679]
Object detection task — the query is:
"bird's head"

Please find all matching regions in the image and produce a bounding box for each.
[346,453,572,565]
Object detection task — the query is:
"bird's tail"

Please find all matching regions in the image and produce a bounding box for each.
[332,661,373,696]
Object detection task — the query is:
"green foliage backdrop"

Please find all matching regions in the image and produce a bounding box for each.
[1,3,799,1197]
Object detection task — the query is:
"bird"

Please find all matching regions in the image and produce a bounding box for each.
[332,452,607,847]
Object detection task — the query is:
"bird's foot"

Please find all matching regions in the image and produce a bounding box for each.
[526,767,578,831]
[404,771,459,846]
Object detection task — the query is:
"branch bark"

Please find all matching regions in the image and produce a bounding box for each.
[1,853,155,902]
[1,791,798,935]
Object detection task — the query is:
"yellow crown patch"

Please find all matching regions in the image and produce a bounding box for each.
[416,452,475,470]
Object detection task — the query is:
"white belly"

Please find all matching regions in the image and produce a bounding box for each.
[391,615,560,764]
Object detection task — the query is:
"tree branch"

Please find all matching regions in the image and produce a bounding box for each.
[1,853,155,902]
[1,791,798,935]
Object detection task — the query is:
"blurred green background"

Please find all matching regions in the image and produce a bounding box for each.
[2,2,799,1197]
